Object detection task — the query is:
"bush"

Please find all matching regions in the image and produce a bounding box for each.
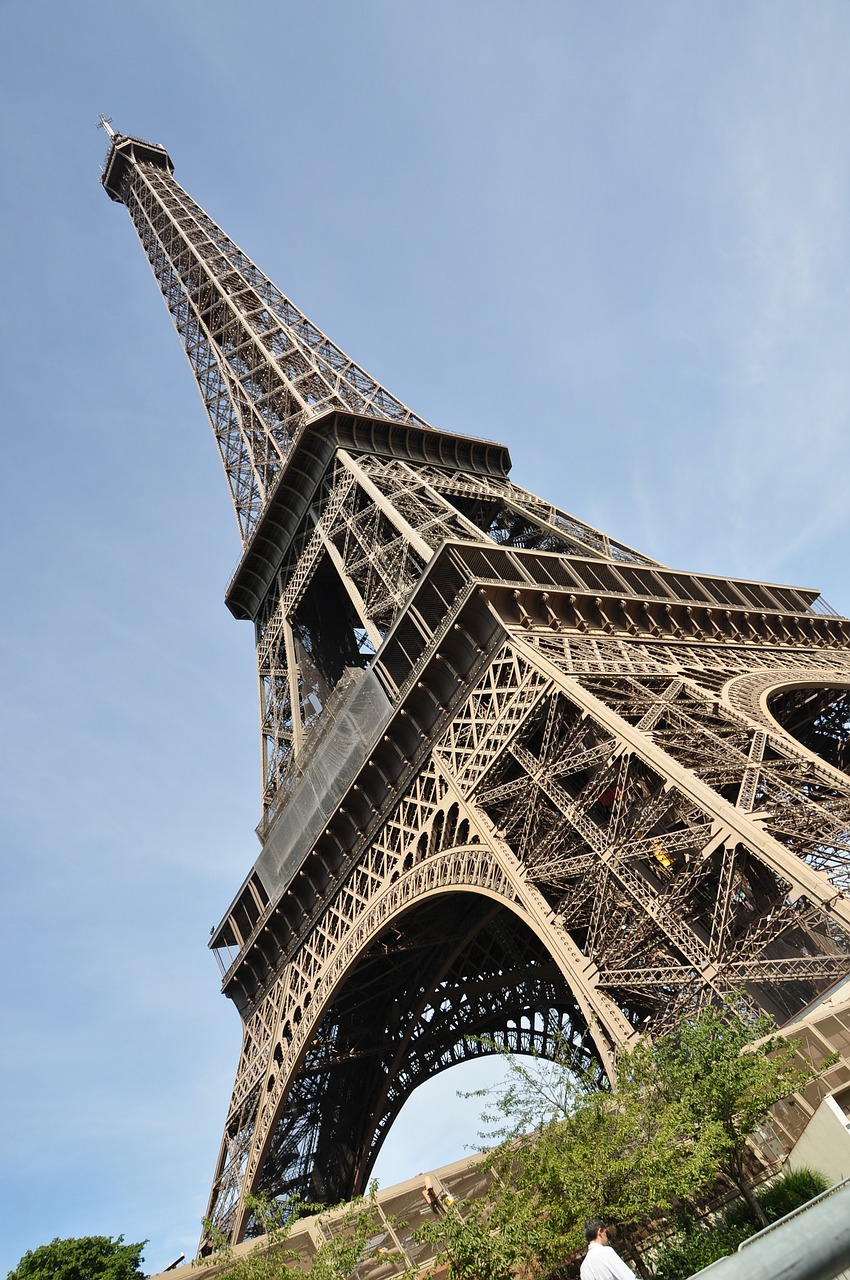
[725,1164,831,1231]
[653,1222,751,1280]
[656,1165,832,1280]
[757,1166,830,1223]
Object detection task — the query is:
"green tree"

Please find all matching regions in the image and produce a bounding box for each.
[8,1237,146,1280]
[652,1002,814,1226]
[416,1179,546,1280]
[197,1188,415,1280]
[463,1034,723,1277]
[308,1189,414,1280]
[454,1001,815,1274]
[198,1195,302,1280]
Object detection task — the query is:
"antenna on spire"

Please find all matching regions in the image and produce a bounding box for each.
[98,115,115,138]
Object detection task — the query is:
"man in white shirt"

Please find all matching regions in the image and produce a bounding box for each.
[579,1220,638,1280]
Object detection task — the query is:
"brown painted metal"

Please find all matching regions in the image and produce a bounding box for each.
[102,130,850,1249]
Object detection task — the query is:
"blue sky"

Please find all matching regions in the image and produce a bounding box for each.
[3,1,850,1273]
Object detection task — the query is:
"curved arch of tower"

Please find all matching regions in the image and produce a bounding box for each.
[101,125,850,1250]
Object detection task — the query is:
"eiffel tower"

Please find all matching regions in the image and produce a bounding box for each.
[100,124,850,1246]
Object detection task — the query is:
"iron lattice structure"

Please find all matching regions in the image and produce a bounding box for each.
[102,126,850,1247]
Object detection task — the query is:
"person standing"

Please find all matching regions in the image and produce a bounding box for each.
[579,1220,638,1280]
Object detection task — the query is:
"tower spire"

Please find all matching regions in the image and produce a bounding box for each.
[102,127,658,819]
[100,129,429,543]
